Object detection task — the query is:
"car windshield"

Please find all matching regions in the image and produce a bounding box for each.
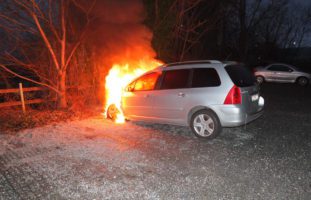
[225,65,256,87]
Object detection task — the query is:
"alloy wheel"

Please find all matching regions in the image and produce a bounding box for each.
[193,114,215,137]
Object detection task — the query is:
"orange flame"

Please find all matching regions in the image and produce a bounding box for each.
[105,59,163,123]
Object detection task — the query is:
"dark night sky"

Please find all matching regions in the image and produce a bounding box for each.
[262,0,311,46]
[260,0,311,46]
[291,0,311,46]
[294,0,311,5]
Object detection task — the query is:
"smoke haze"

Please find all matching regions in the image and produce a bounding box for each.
[89,0,157,68]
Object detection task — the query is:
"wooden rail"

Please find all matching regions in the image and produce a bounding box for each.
[0,98,46,108]
[0,84,51,112]
[0,84,87,111]
[0,87,44,94]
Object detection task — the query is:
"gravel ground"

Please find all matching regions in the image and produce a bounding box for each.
[0,83,310,199]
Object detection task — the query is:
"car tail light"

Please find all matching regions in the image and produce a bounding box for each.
[224,85,241,104]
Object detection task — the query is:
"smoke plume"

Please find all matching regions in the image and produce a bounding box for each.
[89,0,157,68]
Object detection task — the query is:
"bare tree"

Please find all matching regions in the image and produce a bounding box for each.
[0,70,11,88]
[145,0,225,61]
[279,6,311,48]
[241,0,310,57]
[0,0,95,108]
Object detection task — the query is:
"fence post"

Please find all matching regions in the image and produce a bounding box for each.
[19,83,26,113]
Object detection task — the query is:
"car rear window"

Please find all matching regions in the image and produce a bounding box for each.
[191,68,221,87]
[225,65,256,87]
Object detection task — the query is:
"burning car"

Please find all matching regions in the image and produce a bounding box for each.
[106,60,264,139]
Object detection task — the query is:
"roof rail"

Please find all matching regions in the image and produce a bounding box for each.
[165,60,222,67]
[222,61,239,65]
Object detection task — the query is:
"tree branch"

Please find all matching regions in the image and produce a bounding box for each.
[0,64,60,94]
[61,0,66,68]
[32,12,60,71]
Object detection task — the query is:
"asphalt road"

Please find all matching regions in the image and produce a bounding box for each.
[0,83,310,199]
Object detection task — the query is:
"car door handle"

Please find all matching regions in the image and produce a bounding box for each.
[178,92,185,97]
[144,94,150,98]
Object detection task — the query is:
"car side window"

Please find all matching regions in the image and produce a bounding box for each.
[191,68,221,87]
[268,65,291,72]
[160,69,191,89]
[133,72,160,91]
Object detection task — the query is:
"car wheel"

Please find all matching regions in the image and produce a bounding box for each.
[190,110,222,139]
[296,77,309,86]
[256,76,264,84]
[106,104,120,121]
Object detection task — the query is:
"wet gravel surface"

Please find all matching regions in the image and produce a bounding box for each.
[0,83,310,199]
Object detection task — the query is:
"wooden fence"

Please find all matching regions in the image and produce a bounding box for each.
[0,83,50,113]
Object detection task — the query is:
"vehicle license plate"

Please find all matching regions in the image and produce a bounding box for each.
[251,94,259,101]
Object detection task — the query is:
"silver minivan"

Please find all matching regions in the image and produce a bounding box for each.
[115,60,264,139]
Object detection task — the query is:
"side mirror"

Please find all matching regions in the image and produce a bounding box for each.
[125,86,134,92]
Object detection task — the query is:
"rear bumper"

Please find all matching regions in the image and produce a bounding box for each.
[225,109,264,127]
[211,102,264,127]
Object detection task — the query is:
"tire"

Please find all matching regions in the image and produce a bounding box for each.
[106,104,120,121]
[256,76,264,84]
[296,77,309,86]
[190,110,222,139]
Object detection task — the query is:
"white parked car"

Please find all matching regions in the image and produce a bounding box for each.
[254,63,311,86]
